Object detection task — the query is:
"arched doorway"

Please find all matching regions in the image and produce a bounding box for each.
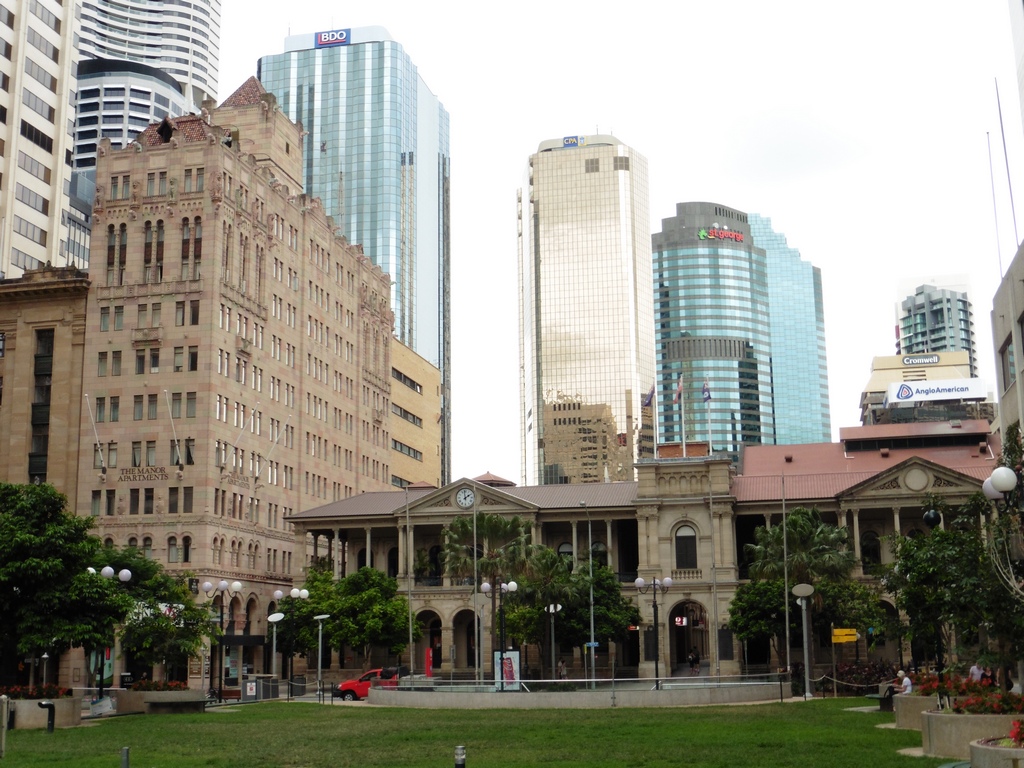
[415,610,442,672]
[452,609,478,671]
[668,600,708,675]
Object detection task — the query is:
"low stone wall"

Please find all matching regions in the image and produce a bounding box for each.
[111,690,146,714]
[371,681,783,709]
[9,697,82,729]
[922,711,1019,759]
[894,695,935,730]
[971,739,1024,768]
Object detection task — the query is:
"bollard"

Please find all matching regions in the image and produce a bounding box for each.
[121,746,130,767]
[454,744,466,767]
[37,700,55,733]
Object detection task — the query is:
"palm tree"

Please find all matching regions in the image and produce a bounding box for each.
[515,547,578,677]
[441,511,537,670]
[745,506,855,584]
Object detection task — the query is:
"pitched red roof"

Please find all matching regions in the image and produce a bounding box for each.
[219,77,267,108]
[135,115,209,146]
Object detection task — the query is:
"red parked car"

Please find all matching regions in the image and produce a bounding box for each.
[332,666,407,700]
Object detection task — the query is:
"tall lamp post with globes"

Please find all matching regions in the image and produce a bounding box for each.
[481,579,517,691]
[635,576,672,690]
[203,580,243,702]
[272,587,309,698]
[88,565,132,699]
[314,613,330,701]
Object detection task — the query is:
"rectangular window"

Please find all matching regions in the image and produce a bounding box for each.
[95,396,105,422]
[186,392,197,418]
[151,303,161,327]
[174,347,183,372]
[106,489,116,516]
[135,349,145,374]
[175,301,185,326]
[190,300,200,325]
[114,306,123,330]
[148,394,157,420]
[137,304,147,328]
[585,158,599,173]
[133,395,143,420]
[110,396,119,422]
[129,488,140,514]
[188,346,198,371]
[97,351,107,376]
[144,488,154,514]
[168,486,179,514]
[149,348,159,373]
[185,438,195,465]
[183,487,193,514]
[132,441,142,467]
[111,350,121,376]
[171,392,181,418]
[146,440,156,465]
[100,306,109,331]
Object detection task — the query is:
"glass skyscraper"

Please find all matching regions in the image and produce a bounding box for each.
[749,213,830,444]
[258,27,452,482]
[653,203,773,457]
[652,203,829,457]
[518,135,655,485]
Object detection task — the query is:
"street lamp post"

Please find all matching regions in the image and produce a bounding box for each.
[544,603,562,679]
[273,587,309,699]
[88,565,132,700]
[267,612,284,681]
[314,614,330,701]
[922,509,946,686]
[792,583,814,700]
[635,576,672,690]
[203,580,243,702]
[580,500,596,689]
[481,580,517,691]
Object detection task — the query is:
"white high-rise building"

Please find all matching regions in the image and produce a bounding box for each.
[0,0,80,278]
[518,135,655,485]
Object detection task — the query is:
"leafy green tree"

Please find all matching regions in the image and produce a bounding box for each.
[728,579,792,661]
[745,506,856,583]
[0,483,133,684]
[332,567,420,669]
[882,499,1024,668]
[558,565,641,657]
[112,547,220,677]
[508,547,579,676]
[275,567,338,677]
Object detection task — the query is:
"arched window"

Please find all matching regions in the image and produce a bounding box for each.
[182,535,192,563]
[675,525,698,570]
[143,536,153,559]
[128,536,138,549]
[861,531,882,567]
[168,536,179,563]
[104,537,114,548]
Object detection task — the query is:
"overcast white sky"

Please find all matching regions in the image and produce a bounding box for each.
[218,1,1024,484]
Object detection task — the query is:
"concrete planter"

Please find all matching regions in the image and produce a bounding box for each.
[894,695,936,730]
[922,711,1020,759]
[970,739,1024,768]
[9,697,82,729]
[142,690,206,714]
[111,689,146,714]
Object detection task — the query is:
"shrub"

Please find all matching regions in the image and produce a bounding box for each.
[916,673,999,698]
[951,691,1024,714]
[0,684,72,699]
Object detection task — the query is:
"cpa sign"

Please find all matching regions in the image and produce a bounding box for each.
[563,136,586,148]
[315,29,351,48]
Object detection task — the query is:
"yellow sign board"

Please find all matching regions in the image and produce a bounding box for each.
[832,628,858,643]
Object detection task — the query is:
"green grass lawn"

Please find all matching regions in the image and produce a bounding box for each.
[1,697,946,768]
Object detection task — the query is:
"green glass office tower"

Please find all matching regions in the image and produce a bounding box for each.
[749,213,830,444]
[518,135,655,485]
[258,27,451,482]
[653,203,829,457]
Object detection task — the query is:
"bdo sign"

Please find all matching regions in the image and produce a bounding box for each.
[315,29,351,48]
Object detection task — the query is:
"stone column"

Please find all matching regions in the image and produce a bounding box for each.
[892,507,901,538]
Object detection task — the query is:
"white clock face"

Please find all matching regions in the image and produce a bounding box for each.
[456,488,475,509]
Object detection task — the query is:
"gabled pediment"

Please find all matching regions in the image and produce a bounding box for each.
[408,478,539,519]
[837,456,983,504]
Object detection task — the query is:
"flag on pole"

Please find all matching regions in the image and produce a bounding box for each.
[673,375,684,404]
[642,383,655,408]
[703,378,712,403]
